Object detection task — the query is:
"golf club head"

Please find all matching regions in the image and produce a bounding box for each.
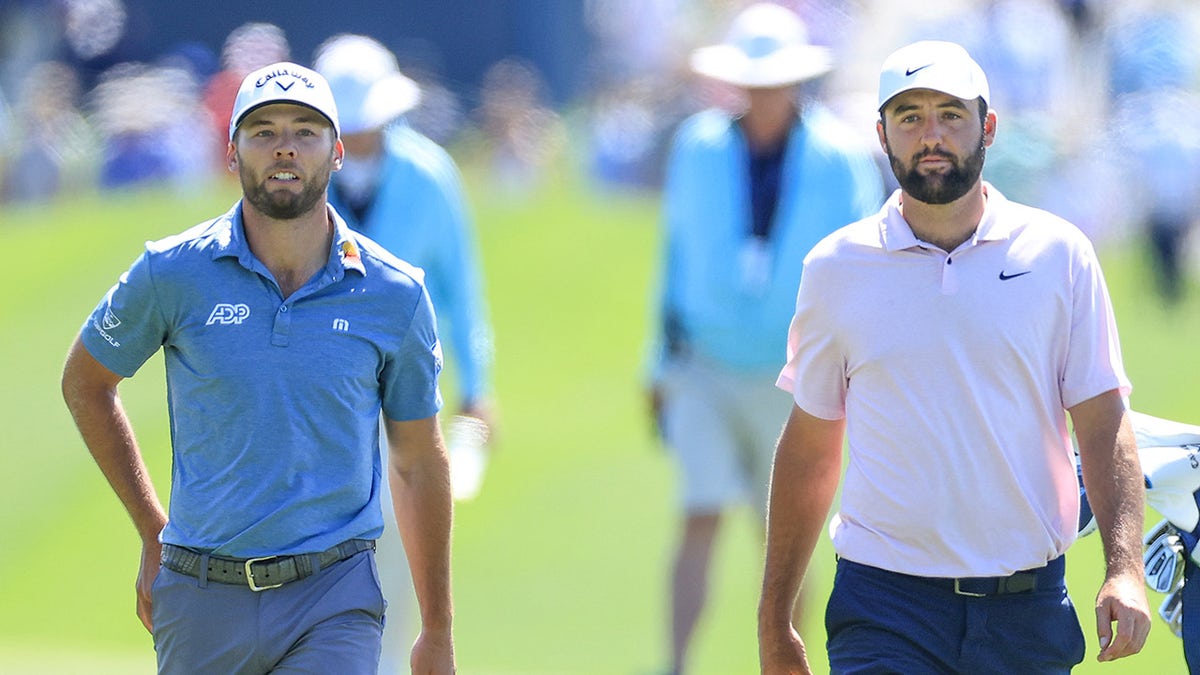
[1144,518,1185,594]
[1159,577,1185,638]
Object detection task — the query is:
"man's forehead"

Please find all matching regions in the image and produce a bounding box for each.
[884,88,973,114]
[241,102,332,126]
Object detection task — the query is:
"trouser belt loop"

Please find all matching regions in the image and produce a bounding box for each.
[198,551,210,588]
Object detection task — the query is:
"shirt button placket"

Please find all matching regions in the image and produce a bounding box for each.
[272,304,291,347]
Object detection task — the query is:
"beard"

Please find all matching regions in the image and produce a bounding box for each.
[886,137,986,205]
[239,158,332,220]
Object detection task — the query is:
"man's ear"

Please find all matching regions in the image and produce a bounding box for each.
[226,142,238,173]
[983,109,998,148]
[332,138,344,172]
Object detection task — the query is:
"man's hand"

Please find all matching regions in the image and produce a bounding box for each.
[458,399,495,445]
[410,627,455,674]
[759,624,812,675]
[1095,570,1151,662]
[135,540,162,633]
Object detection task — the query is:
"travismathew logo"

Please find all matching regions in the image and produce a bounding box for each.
[254,67,317,92]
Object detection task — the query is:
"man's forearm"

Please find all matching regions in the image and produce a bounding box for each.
[759,408,844,632]
[1074,396,1145,575]
[62,344,166,543]
[390,445,455,631]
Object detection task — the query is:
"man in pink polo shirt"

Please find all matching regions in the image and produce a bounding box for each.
[757,40,1150,673]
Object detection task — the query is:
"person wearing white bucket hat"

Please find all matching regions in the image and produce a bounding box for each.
[63,61,455,674]
[646,4,883,673]
[315,35,493,434]
[760,40,1149,673]
[314,33,493,673]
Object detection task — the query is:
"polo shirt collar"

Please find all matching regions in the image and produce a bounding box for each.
[879,181,1013,251]
[329,206,366,277]
[210,201,367,278]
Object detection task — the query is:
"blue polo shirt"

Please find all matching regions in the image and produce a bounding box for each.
[80,201,443,557]
[328,123,492,406]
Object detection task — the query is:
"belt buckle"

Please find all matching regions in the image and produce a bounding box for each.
[244,556,283,591]
[953,579,987,598]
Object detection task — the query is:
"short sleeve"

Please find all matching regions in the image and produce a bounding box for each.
[1060,238,1131,408]
[380,285,444,421]
[776,258,848,420]
[79,250,169,378]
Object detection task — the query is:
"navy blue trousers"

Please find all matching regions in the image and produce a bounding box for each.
[826,557,1085,674]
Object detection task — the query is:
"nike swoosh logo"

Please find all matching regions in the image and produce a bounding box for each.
[998,270,1032,281]
[905,64,933,76]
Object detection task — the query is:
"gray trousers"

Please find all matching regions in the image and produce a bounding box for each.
[151,549,385,674]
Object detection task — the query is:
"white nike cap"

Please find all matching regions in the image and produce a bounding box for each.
[877,40,989,112]
[229,61,340,141]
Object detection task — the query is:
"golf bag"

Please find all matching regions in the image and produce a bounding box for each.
[1077,410,1200,671]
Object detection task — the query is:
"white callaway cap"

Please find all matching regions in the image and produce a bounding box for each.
[877,40,989,112]
[229,61,340,141]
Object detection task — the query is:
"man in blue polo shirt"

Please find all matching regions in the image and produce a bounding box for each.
[61,62,454,674]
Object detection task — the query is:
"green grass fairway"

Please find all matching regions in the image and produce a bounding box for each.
[1,158,1197,674]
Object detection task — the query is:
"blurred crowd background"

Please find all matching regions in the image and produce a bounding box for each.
[1,0,1198,302]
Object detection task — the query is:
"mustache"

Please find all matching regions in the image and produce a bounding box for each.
[913,149,957,163]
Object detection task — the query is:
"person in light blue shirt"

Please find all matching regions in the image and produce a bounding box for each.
[61,62,455,675]
[646,5,883,673]
[315,34,493,424]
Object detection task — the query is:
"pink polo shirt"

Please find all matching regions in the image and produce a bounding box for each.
[777,184,1130,577]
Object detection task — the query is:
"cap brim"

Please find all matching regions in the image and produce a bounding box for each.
[690,44,832,88]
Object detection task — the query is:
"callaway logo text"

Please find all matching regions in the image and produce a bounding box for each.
[254,67,317,91]
[206,303,251,325]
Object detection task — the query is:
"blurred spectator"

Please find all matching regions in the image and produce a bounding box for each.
[586,74,686,190]
[314,34,496,672]
[88,61,214,191]
[646,5,883,673]
[402,73,467,146]
[202,22,289,168]
[1103,0,1200,304]
[475,57,566,196]
[1,60,97,203]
